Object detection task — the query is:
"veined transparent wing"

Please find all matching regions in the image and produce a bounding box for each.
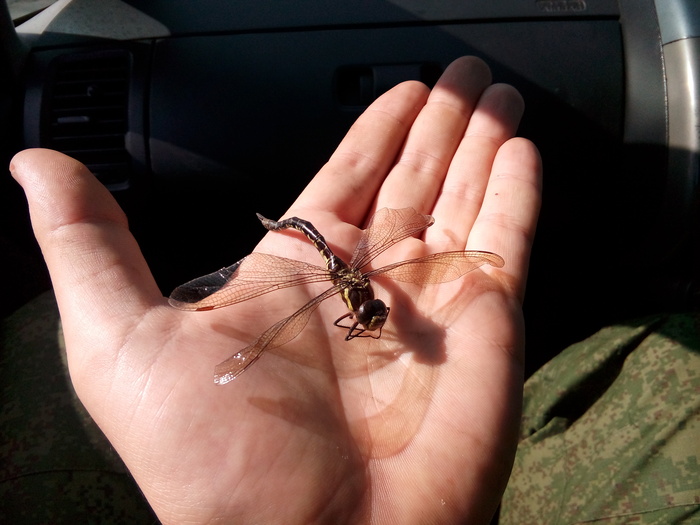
[169,252,332,311]
[350,208,435,270]
[213,285,341,384]
[367,250,504,283]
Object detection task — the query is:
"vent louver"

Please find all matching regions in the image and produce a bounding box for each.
[46,51,131,190]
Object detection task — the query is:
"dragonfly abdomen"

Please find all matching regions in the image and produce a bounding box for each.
[256,213,347,274]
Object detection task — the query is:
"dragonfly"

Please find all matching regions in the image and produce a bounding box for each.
[169,207,504,384]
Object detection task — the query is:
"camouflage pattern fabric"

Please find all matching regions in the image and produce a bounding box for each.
[3,293,699,523]
[500,313,700,524]
[0,291,156,523]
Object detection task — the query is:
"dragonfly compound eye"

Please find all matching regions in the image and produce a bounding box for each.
[357,299,389,330]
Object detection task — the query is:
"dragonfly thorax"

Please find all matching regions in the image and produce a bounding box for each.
[339,273,375,313]
[338,276,389,333]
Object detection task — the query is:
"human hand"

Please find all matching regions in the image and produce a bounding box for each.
[10,56,541,524]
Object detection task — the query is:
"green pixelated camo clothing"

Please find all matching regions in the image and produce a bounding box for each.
[0,291,157,523]
[3,293,699,523]
[500,313,700,524]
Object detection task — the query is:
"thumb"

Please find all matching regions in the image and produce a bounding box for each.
[9,148,163,372]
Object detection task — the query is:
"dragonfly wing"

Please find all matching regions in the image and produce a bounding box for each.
[169,253,330,311]
[213,286,340,384]
[367,250,504,284]
[350,208,435,269]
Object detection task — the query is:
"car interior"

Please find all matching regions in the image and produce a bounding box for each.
[3,0,698,374]
[0,0,698,517]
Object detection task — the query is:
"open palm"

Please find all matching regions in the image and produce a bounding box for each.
[11,57,541,524]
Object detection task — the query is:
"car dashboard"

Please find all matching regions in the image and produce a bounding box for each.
[2,0,698,373]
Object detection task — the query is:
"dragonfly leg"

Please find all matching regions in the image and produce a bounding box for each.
[332,312,363,340]
[333,312,384,340]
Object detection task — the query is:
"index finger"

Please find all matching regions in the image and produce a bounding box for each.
[288,81,430,227]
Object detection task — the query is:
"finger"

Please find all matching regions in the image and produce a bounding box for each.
[374,56,493,212]
[466,138,542,303]
[9,149,162,336]
[428,84,525,248]
[289,80,430,227]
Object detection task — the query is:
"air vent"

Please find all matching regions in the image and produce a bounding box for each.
[45,51,131,190]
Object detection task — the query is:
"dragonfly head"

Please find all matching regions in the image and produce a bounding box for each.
[356,299,389,331]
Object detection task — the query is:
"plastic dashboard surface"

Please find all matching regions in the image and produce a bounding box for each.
[16,0,696,371]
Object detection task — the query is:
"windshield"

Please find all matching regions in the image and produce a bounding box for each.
[8,0,58,23]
